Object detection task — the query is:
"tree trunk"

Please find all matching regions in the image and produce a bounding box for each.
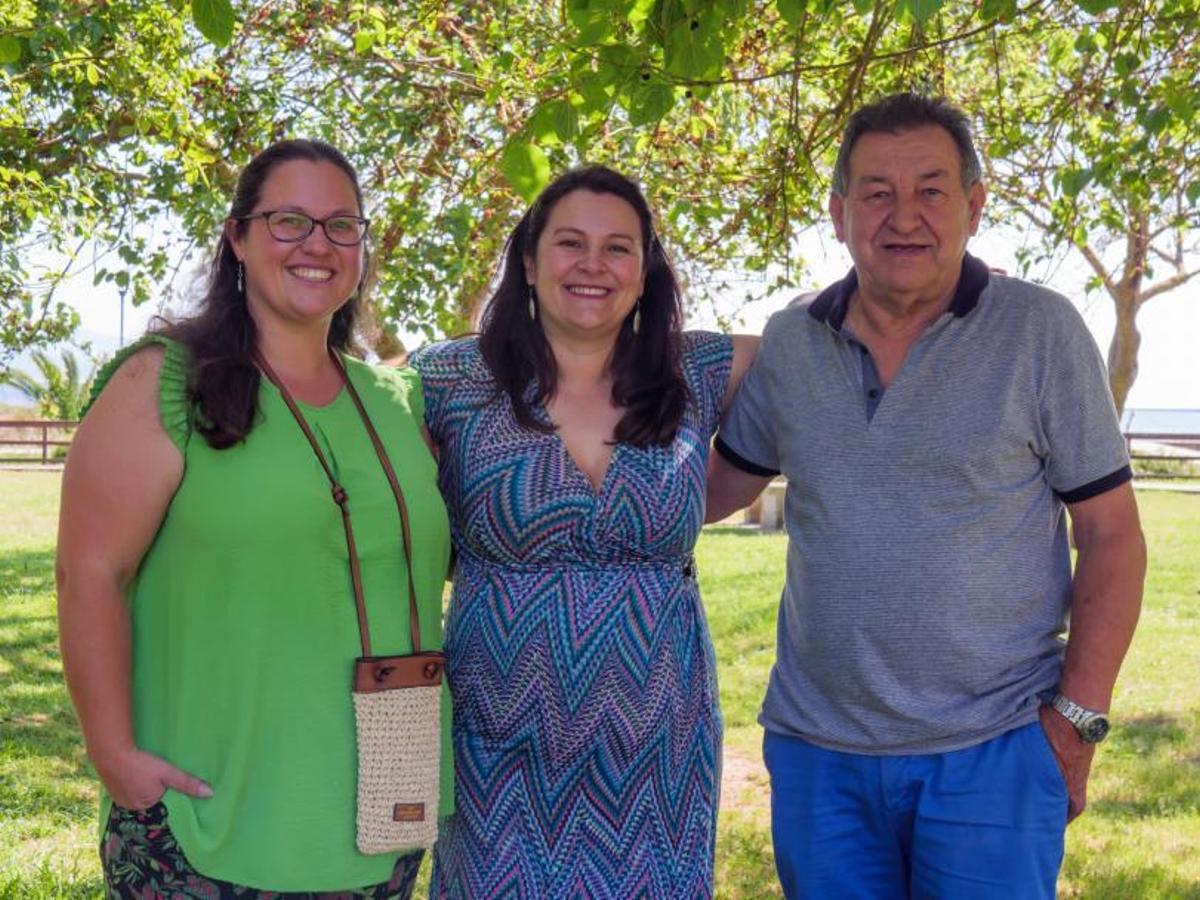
[1105,212,1151,417]
[359,295,408,365]
[371,329,408,366]
[1106,288,1140,417]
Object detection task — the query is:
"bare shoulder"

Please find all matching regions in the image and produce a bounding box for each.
[730,334,761,368]
[71,343,181,479]
[722,334,762,411]
[59,342,185,583]
[87,345,167,419]
[106,343,166,388]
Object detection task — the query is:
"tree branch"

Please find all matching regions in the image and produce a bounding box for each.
[1078,242,1119,298]
[1139,268,1199,304]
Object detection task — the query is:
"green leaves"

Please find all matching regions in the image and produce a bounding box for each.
[565,0,622,44]
[191,0,236,47]
[354,29,378,54]
[625,77,677,125]
[1163,83,1195,122]
[980,0,1018,20]
[897,0,944,23]
[1139,105,1170,136]
[577,78,614,115]
[1,0,1194,371]
[1113,51,1141,78]
[663,11,726,79]
[1072,0,1121,13]
[0,36,22,64]
[0,297,77,367]
[1059,167,1094,198]
[628,0,657,29]
[500,140,551,202]
[776,0,809,25]
[528,99,581,145]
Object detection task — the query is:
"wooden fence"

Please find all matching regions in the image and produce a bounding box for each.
[1,419,1198,474]
[1123,431,1200,478]
[0,419,78,464]
[742,427,1200,530]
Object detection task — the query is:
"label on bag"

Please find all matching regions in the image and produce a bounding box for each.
[393,803,426,822]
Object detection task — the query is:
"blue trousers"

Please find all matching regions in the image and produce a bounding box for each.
[764,722,1068,899]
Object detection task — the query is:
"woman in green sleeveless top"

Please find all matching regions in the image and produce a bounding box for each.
[57,140,451,897]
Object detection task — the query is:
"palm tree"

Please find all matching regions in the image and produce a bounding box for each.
[0,349,99,421]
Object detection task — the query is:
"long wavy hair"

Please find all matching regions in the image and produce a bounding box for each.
[156,139,367,449]
[478,165,689,447]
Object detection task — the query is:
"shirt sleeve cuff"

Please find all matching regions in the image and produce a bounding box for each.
[715,435,780,478]
[1055,465,1133,504]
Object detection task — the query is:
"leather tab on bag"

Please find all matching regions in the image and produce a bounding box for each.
[393,803,426,822]
[354,653,444,693]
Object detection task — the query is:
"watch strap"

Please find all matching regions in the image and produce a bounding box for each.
[1050,692,1110,742]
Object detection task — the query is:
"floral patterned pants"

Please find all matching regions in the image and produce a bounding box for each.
[101,802,422,899]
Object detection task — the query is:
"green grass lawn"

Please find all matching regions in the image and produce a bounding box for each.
[2,471,1197,898]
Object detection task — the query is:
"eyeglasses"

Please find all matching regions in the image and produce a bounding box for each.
[235,210,370,246]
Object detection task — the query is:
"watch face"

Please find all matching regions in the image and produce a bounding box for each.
[1081,716,1110,743]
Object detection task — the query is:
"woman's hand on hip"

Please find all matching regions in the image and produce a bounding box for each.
[96,746,213,811]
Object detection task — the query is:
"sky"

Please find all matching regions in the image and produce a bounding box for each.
[688,223,1200,411]
[9,219,1199,412]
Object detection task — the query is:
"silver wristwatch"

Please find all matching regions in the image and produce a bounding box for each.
[1050,693,1111,743]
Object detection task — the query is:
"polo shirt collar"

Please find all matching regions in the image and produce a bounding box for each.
[808,252,991,330]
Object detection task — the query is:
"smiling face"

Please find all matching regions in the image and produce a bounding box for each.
[229,159,364,332]
[524,189,646,345]
[829,125,985,311]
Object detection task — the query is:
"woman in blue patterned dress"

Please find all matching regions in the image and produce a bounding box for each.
[412,166,756,898]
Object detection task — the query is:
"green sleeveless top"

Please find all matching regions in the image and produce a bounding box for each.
[88,336,452,891]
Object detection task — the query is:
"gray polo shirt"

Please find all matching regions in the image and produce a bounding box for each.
[716,254,1131,754]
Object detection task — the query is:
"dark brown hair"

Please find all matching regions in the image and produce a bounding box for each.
[832,92,981,196]
[478,165,689,447]
[157,139,366,449]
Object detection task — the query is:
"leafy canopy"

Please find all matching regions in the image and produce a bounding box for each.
[2,0,1195,394]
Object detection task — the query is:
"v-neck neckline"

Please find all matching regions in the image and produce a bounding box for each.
[563,435,619,498]
[531,393,619,500]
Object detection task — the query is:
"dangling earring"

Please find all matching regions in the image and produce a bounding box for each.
[236,261,245,296]
[632,301,641,335]
[528,285,537,321]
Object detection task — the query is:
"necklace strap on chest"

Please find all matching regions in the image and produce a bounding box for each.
[253,348,424,659]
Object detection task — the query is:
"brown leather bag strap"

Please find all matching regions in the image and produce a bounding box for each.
[330,352,424,655]
[254,349,424,658]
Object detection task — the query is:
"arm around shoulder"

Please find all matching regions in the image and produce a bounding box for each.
[707,332,774,522]
[705,444,773,524]
[57,346,210,808]
[721,333,761,413]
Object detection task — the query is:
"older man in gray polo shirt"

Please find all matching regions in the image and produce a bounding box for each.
[708,93,1146,898]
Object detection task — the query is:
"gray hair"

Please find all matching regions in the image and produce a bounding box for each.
[831,93,982,196]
